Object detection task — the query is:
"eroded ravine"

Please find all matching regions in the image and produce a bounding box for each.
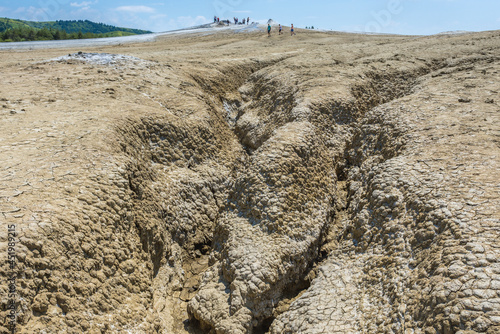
[119,53,445,333]
[119,51,494,333]
[1,30,499,334]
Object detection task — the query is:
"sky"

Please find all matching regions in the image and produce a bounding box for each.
[0,0,499,35]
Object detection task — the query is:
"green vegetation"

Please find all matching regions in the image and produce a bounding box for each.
[0,18,152,42]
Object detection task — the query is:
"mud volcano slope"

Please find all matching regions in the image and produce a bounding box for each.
[0,29,499,333]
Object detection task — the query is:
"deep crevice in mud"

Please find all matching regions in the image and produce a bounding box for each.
[193,241,212,256]
[190,56,300,155]
[188,56,295,102]
[200,62,441,333]
[315,65,442,255]
[119,58,449,333]
[253,317,275,334]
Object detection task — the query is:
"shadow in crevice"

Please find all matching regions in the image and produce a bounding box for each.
[253,316,275,334]
[183,316,207,334]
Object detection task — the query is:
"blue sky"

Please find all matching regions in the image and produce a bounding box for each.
[0,0,499,35]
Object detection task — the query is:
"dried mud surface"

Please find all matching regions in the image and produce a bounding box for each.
[0,28,499,334]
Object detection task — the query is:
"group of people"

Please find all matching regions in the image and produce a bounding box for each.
[268,23,295,37]
[214,16,250,25]
[233,17,250,25]
[212,15,296,37]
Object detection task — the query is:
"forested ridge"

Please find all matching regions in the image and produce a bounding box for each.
[0,18,152,42]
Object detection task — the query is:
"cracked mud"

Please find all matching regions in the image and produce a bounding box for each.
[0,29,499,334]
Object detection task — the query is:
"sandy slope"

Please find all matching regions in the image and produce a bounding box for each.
[0,26,499,334]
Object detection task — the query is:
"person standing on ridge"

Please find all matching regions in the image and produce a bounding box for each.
[268,23,272,37]
[291,24,295,36]
[247,17,250,24]
[279,24,282,35]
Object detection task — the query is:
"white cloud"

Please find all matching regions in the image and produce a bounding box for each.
[109,6,160,31]
[14,6,51,21]
[147,15,210,32]
[172,15,210,28]
[70,6,100,19]
[150,14,168,20]
[14,6,29,14]
[116,6,155,14]
[70,1,96,8]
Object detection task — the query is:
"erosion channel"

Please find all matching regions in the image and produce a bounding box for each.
[0,29,499,334]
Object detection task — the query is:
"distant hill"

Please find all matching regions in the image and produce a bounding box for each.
[0,18,152,42]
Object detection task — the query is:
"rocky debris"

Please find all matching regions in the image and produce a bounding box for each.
[51,52,154,68]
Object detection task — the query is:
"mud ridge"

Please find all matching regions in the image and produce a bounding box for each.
[123,59,442,333]
[181,58,440,332]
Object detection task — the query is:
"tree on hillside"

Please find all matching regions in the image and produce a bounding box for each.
[36,27,52,40]
[27,29,36,41]
[0,18,151,42]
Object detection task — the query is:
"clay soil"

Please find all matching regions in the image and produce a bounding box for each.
[0,27,499,333]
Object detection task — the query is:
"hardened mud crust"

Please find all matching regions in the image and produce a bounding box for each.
[0,29,499,334]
